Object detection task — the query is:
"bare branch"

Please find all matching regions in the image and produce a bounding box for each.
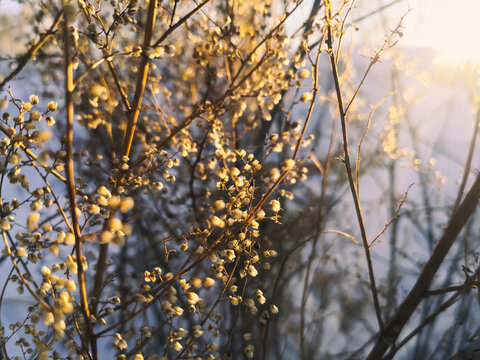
[325,0,384,331]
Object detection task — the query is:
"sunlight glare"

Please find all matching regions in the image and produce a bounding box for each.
[407,0,480,64]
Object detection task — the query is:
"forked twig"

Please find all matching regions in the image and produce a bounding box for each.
[344,11,409,116]
[356,93,393,194]
[367,173,480,359]
[369,183,413,248]
[153,0,211,47]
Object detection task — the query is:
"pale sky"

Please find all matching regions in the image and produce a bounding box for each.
[394,0,480,63]
[1,0,479,63]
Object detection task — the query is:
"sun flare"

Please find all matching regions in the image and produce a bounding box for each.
[406,0,480,64]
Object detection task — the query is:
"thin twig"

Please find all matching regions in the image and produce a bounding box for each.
[425,283,477,296]
[0,11,63,90]
[356,93,392,194]
[325,0,384,331]
[174,255,242,359]
[0,121,76,190]
[350,0,404,24]
[0,266,14,359]
[1,230,53,312]
[153,0,211,47]
[106,60,131,111]
[335,0,357,65]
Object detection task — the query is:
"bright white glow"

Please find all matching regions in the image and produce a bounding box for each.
[403,0,480,64]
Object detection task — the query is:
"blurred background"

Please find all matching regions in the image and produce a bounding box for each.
[1,0,480,359]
